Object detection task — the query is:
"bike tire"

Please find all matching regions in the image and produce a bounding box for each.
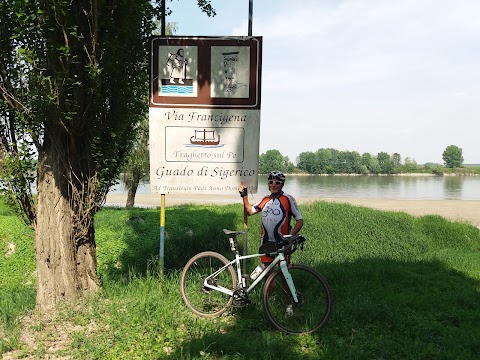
[180,251,236,317]
[262,264,332,334]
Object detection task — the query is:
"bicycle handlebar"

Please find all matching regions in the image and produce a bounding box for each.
[256,234,306,257]
[223,229,306,256]
[276,234,306,255]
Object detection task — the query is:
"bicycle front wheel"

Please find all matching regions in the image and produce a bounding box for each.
[180,251,236,317]
[262,264,332,334]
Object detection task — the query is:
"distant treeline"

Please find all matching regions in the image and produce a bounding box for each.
[296,149,415,174]
[259,149,480,175]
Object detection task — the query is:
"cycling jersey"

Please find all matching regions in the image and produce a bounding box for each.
[251,192,303,263]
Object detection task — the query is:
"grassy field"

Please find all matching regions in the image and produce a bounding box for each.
[1,198,480,359]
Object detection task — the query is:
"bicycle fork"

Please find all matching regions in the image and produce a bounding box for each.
[279,259,299,303]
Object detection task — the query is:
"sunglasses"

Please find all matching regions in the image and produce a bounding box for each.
[268,180,283,185]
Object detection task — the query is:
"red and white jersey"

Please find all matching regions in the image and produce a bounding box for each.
[252,192,303,245]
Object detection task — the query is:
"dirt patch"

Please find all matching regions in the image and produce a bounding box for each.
[2,310,84,360]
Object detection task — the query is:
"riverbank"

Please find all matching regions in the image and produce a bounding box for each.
[105,193,480,229]
[282,172,480,176]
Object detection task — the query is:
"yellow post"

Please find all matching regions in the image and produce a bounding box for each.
[159,193,166,277]
[243,206,248,276]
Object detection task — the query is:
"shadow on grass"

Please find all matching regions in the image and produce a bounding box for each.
[174,257,480,360]
[95,202,480,358]
[97,204,242,281]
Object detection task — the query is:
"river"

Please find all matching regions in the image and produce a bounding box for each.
[111,174,480,201]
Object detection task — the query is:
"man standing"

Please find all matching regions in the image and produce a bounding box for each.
[239,171,304,266]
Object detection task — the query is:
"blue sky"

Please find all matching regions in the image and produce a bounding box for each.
[167,0,479,164]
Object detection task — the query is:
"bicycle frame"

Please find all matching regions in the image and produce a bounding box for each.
[181,231,332,334]
[203,250,299,303]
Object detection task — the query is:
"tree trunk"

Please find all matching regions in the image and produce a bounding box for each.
[35,143,100,311]
[126,182,139,207]
[125,171,141,208]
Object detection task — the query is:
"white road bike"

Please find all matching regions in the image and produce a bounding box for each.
[180,229,333,334]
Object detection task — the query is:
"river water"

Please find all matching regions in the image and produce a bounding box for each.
[272,175,480,200]
[114,175,480,201]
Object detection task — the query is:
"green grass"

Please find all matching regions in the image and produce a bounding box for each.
[0,199,36,353]
[1,198,480,359]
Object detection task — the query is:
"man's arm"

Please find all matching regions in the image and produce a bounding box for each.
[239,182,256,215]
[290,218,304,236]
[286,194,303,235]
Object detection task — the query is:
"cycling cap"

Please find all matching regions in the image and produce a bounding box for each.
[268,171,286,182]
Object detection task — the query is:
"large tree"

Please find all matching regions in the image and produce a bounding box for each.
[0,0,215,310]
[377,152,393,174]
[442,145,464,168]
[258,149,294,174]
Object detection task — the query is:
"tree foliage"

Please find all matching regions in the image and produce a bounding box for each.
[258,149,294,174]
[0,0,38,224]
[403,157,418,173]
[297,148,415,175]
[271,146,471,175]
[196,0,217,17]
[442,145,464,168]
[377,152,393,174]
[1,0,156,216]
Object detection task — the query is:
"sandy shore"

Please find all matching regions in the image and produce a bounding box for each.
[105,193,480,229]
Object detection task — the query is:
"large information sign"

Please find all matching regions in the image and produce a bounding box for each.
[149,37,262,195]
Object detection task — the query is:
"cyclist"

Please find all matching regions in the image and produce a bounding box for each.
[239,171,304,267]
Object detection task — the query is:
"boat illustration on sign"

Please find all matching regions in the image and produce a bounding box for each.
[190,129,221,146]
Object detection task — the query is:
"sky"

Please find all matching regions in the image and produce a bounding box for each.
[167,0,480,164]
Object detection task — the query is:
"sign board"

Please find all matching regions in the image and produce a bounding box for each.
[149,37,262,195]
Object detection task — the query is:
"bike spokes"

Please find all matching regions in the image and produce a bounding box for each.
[263,265,332,334]
[181,252,236,317]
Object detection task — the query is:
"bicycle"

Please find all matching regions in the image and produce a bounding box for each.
[180,229,333,334]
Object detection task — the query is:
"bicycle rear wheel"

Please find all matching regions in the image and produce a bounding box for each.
[262,264,332,334]
[180,251,236,317]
